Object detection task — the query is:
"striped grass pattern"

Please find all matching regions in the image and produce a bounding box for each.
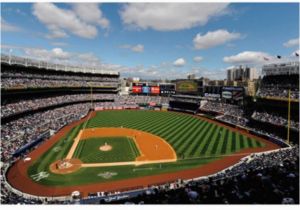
[86,110,264,159]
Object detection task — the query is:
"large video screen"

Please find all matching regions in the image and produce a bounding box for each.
[222,86,244,101]
[142,86,150,94]
[176,80,198,93]
[132,86,142,93]
[151,86,160,94]
[160,84,176,95]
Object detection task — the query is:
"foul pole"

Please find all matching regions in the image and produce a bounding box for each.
[287,89,291,145]
[90,85,94,109]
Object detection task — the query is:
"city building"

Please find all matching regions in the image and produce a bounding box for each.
[227,66,258,81]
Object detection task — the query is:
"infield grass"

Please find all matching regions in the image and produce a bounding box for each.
[73,137,140,163]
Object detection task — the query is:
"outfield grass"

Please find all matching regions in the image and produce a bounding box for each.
[73,137,140,163]
[86,110,264,158]
[28,110,265,187]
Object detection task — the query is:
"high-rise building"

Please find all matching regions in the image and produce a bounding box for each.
[187,74,196,80]
[227,66,258,81]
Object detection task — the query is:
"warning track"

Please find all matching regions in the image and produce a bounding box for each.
[6,111,279,198]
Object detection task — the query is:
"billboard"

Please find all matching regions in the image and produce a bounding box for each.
[222,91,232,99]
[151,86,160,94]
[142,86,150,94]
[160,84,176,95]
[222,86,244,101]
[176,80,198,93]
[132,86,142,93]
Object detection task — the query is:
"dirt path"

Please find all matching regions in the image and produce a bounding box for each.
[6,110,280,198]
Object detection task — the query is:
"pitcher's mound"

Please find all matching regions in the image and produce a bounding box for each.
[99,143,112,152]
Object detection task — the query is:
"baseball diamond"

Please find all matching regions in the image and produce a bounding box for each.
[7,110,279,197]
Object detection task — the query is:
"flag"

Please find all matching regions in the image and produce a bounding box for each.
[277,55,281,59]
[263,57,269,61]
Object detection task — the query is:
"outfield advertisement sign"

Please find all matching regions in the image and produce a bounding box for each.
[132,86,142,93]
[151,86,160,94]
[176,80,198,93]
[222,91,232,99]
[142,86,150,94]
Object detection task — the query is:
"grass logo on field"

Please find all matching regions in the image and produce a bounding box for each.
[31,171,49,181]
[53,146,62,152]
[97,172,117,179]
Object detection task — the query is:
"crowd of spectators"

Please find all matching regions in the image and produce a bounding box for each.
[256,87,299,100]
[1,94,115,118]
[1,77,119,89]
[247,127,285,142]
[1,68,119,89]
[1,69,119,82]
[1,102,94,204]
[200,101,248,127]
[2,94,170,118]
[200,101,244,117]
[256,74,299,100]
[103,146,298,204]
[1,103,90,162]
[252,111,299,131]
[217,115,248,127]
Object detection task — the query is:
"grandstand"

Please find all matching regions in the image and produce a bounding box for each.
[257,62,299,101]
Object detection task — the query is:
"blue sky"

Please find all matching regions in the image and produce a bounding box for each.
[1,2,299,79]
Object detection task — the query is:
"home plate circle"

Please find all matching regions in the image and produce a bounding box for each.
[99,142,112,151]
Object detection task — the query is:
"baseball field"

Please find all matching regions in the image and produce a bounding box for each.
[7,110,279,197]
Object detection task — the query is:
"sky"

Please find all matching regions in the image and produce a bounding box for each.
[1,2,299,80]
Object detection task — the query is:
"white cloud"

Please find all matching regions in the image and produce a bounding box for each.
[193,29,241,50]
[223,51,274,65]
[24,47,71,61]
[77,52,101,65]
[193,56,204,63]
[32,3,109,39]
[120,3,230,31]
[189,67,226,80]
[173,58,186,67]
[283,38,299,48]
[1,18,21,32]
[131,44,144,52]
[46,29,68,39]
[51,42,68,47]
[120,44,144,53]
[71,3,109,29]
